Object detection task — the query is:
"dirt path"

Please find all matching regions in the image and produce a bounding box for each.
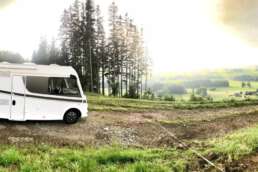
[1,105,258,147]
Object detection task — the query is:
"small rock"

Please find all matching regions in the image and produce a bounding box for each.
[104,127,109,131]
[176,143,186,149]
[8,137,34,144]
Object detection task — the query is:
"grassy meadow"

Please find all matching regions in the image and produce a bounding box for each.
[173,80,258,101]
[87,81,258,112]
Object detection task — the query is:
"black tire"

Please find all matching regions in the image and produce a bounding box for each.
[63,110,80,124]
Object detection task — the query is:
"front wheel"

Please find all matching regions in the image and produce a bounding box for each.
[63,110,80,124]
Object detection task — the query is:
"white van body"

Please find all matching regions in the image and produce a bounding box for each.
[0,63,88,123]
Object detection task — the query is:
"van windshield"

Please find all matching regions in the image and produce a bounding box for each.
[48,78,81,97]
[25,76,81,97]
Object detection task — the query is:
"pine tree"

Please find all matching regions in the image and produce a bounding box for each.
[60,9,71,66]
[86,0,97,92]
[70,0,83,80]
[96,5,106,95]
[108,1,119,96]
[32,37,49,65]
[49,39,60,64]
[58,0,151,96]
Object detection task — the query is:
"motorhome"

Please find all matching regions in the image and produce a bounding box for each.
[0,63,88,124]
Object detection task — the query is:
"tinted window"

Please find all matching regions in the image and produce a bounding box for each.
[26,76,49,94]
[25,76,81,97]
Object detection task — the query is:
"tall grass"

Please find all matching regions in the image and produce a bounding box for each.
[208,124,258,160]
[0,146,189,172]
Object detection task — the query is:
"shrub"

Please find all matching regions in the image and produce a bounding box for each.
[142,89,155,100]
[164,96,175,101]
[124,85,139,99]
[189,94,204,102]
[209,88,216,91]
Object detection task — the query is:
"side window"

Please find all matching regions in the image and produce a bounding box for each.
[25,76,81,97]
[49,77,81,97]
[26,76,49,94]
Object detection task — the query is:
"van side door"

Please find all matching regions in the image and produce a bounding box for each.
[11,75,25,121]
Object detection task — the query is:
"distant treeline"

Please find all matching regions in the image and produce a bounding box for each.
[150,79,229,95]
[182,80,229,88]
[0,51,24,63]
[233,75,258,82]
[31,0,151,98]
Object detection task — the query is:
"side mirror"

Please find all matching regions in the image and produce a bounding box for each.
[70,75,77,79]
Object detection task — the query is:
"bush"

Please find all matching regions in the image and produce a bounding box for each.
[110,82,119,96]
[124,85,139,99]
[209,88,216,91]
[189,94,204,102]
[164,95,175,101]
[142,89,155,100]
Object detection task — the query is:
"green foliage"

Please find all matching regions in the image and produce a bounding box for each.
[241,82,246,88]
[124,85,139,99]
[142,89,155,100]
[189,94,204,102]
[208,124,258,160]
[0,148,21,167]
[110,82,119,96]
[127,161,170,172]
[164,95,175,101]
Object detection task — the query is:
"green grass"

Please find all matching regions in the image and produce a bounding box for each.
[87,92,258,112]
[86,80,258,112]
[2,124,258,171]
[208,124,258,160]
[0,145,191,172]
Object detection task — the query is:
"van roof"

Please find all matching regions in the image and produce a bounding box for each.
[0,63,77,77]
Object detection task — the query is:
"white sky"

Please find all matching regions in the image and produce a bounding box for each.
[1,0,258,73]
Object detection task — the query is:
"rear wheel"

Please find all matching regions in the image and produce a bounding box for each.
[63,110,80,124]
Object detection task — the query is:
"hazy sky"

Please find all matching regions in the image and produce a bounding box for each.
[1,0,258,73]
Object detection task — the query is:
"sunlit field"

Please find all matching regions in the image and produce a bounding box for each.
[172,80,258,101]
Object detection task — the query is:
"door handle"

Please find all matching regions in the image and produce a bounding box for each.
[12,100,16,106]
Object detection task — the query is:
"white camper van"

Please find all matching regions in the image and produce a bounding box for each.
[0,63,88,124]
